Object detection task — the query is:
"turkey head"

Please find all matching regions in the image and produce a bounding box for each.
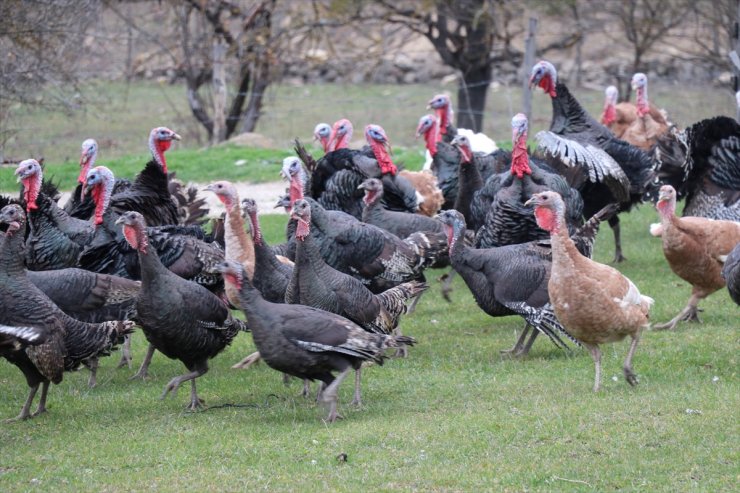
[365,124,397,176]
[82,165,115,226]
[601,86,619,126]
[358,178,384,207]
[79,138,98,184]
[451,135,474,164]
[289,199,311,241]
[313,123,332,153]
[241,198,263,245]
[427,93,453,139]
[148,126,181,174]
[14,159,43,211]
[417,114,439,156]
[435,209,466,253]
[115,211,149,253]
[328,119,353,152]
[510,113,532,179]
[205,180,240,213]
[280,157,306,207]
[529,60,557,97]
[0,204,26,236]
[526,191,566,234]
[216,260,245,292]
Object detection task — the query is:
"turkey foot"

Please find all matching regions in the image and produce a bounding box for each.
[185,380,206,411]
[130,343,156,380]
[232,351,261,369]
[610,219,627,263]
[500,325,536,357]
[117,335,133,369]
[160,368,205,406]
[653,305,701,331]
[623,332,641,387]
[322,368,351,423]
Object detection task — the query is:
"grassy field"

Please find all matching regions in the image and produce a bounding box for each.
[0,204,737,492]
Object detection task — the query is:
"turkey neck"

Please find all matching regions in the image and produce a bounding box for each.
[0,226,27,277]
[454,161,483,223]
[547,211,579,271]
[549,82,596,135]
[224,202,254,279]
[361,193,384,224]
[135,232,171,285]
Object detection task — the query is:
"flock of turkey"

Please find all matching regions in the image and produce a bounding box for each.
[1,61,739,423]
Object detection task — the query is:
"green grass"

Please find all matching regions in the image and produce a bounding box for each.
[0,205,737,492]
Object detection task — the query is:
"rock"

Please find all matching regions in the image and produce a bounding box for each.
[226,132,276,149]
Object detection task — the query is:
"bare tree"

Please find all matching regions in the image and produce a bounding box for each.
[603,0,693,101]
[105,0,277,143]
[0,0,99,155]
[323,0,580,132]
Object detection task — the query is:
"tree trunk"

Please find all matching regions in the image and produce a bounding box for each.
[211,38,227,144]
[456,64,491,132]
[521,17,537,123]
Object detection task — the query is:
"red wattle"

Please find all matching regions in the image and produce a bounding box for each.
[539,76,557,98]
[23,179,39,211]
[534,207,557,233]
[78,161,89,184]
[370,142,397,176]
[601,104,617,126]
[295,218,310,240]
[249,212,263,245]
[155,140,169,174]
[123,225,139,250]
[91,185,106,225]
[435,108,449,137]
[424,127,438,156]
[289,178,304,206]
[510,135,531,179]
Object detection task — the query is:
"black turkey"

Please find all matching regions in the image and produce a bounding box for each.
[530,60,656,262]
[218,260,415,423]
[115,211,247,410]
[0,204,134,420]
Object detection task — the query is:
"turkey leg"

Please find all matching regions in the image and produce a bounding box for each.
[350,368,362,406]
[33,381,50,416]
[500,324,532,356]
[609,216,626,263]
[86,357,99,388]
[517,328,539,357]
[322,367,351,423]
[623,332,641,387]
[231,351,262,369]
[653,293,702,330]
[585,343,602,392]
[130,343,156,380]
[117,334,133,369]
[6,383,39,422]
[160,367,207,410]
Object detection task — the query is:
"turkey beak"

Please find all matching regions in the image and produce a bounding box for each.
[524,196,537,207]
[114,216,125,226]
[172,133,182,141]
[357,182,368,191]
[203,184,215,193]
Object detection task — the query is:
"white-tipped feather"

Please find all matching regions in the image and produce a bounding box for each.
[535,130,631,202]
[649,223,663,237]
[0,324,44,344]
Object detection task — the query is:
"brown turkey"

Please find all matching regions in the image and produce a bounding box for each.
[218,259,415,423]
[115,211,248,410]
[526,191,653,392]
[0,204,134,420]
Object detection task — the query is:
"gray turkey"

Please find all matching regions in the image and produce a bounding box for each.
[218,260,415,423]
[107,127,209,227]
[468,114,584,248]
[283,200,424,403]
[15,159,95,270]
[652,116,740,223]
[722,242,740,305]
[242,198,293,303]
[286,199,426,335]
[27,268,140,384]
[0,204,134,420]
[530,60,657,262]
[78,166,224,292]
[307,123,419,218]
[63,139,132,220]
[288,198,443,294]
[436,203,615,356]
[115,211,248,410]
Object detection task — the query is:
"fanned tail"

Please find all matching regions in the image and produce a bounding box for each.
[294,138,318,173]
[168,172,210,226]
[571,203,619,258]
